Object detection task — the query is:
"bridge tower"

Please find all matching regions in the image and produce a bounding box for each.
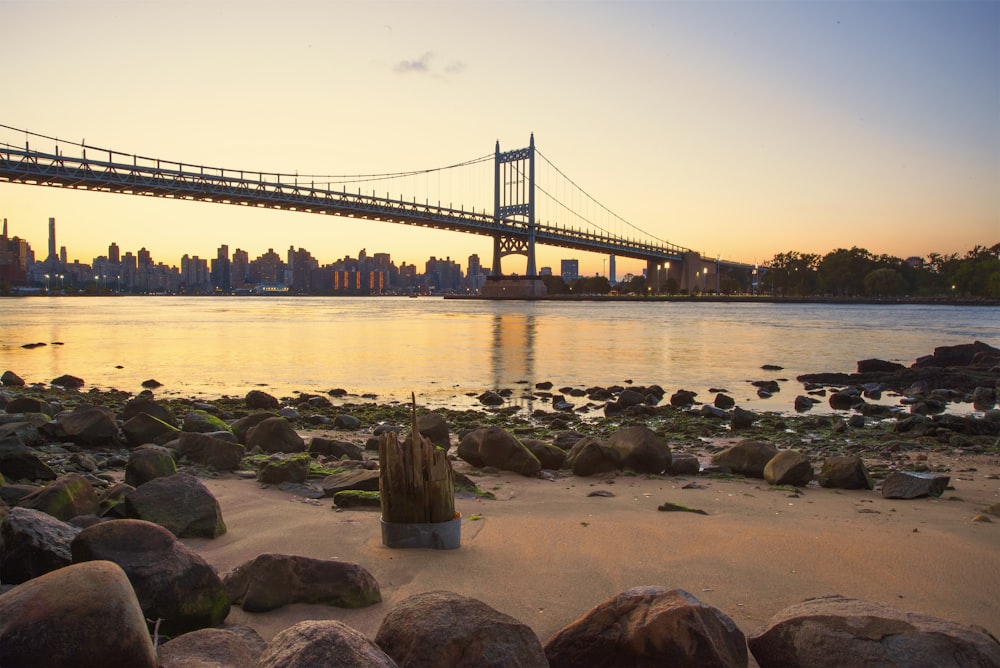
[482,134,546,298]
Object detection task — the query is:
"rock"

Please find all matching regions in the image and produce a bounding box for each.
[971,386,997,409]
[748,594,1000,667]
[51,373,85,389]
[608,425,672,474]
[818,456,873,490]
[334,414,362,430]
[668,452,701,476]
[182,409,231,434]
[544,586,747,668]
[417,412,451,449]
[230,411,276,442]
[98,482,135,519]
[881,470,950,499]
[376,590,547,667]
[477,426,541,476]
[521,437,567,470]
[125,445,178,486]
[764,450,814,487]
[711,439,778,479]
[0,506,80,583]
[478,390,505,406]
[857,358,906,373]
[258,453,311,484]
[122,412,182,447]
[913,340,1000,368]
[246,416,306,453]
[17,472,101,521]
[55,403,120,447]
[566,436,621,477]
[125,473,227,538]
[1,370,25,386]
[0,561,158,667]
[5,396,53,416]
[177,431,245,471]
[794,395,816,412]
[122,395,177,426]
[224,553,381,612]
[0,436,57,481]
[553,430,587,450]
[158,627,266,668]
[321,469,381,496]
[71,518,230,636]
[829,390,864,410]
[245,389,280,410]
[669,389,698,407]
[730,406,756,429]
[309,436,363,460]
[714,393,736,409]
[258,620,397,668]
[456,428,487,467]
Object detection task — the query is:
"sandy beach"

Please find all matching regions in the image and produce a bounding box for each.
[185,450,1000,649]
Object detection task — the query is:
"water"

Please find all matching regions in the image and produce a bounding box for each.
[1,297,997,415]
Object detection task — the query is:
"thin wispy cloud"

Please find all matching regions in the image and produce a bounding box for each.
[394,52,466,79]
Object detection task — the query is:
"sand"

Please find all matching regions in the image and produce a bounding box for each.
[185,452,1000,649]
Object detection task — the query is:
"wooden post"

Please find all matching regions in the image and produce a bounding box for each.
[378,394,455,524]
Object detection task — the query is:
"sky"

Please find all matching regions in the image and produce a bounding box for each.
[1,0,997,278]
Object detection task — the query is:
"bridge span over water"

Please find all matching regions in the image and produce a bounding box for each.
[0,126,753,296]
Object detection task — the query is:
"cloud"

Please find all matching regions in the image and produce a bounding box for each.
[393,53,467,79]
[394,52,433,74]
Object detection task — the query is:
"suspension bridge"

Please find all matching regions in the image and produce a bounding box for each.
[0,125,752,297]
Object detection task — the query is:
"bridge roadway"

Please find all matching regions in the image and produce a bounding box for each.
[0,145,695,266]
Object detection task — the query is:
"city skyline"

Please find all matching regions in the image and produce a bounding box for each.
[1,1,997,275]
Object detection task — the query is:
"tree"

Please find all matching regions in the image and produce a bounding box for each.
[762,251,819,296]
[863,267,904,296]
[817,247,873,296]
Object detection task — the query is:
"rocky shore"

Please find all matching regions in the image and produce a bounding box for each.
[0,341,998,666]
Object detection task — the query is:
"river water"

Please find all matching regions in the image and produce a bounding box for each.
[1,297,997,416]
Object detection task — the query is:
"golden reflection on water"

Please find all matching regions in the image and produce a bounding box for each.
[1,296,996,414]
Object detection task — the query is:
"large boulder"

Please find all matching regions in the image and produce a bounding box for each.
[913,341,1000,368]
[321,469,381,496]
[122,395,177,426]
[0,436,57,481]
[230,411,276,443]
[711,439,778,479]
[125,445,177,486]
[122,412,182,447]
[881,470,950,499]
[55,403,120,447]
[456,429,487,468]
[17,472,100,521]
[177,431,245,471]
[224,552,381,612]
[4,396,53,416]
[544,586,747,668]
[566,436,621,477]
[763,450,814,487]
[124,473,227,538]
[477,426,541,476]
[0,506,80,583]
[245,389,280,410]
[72,519,230,636]
[748,595,1000,667]
[0,561,158,667]
[309,436,363,460]
[1,370,26,387]
[608,425,671,474]
[258,620,397,668]
[417,412,451,449]
[375,590,547,667]
[521,438,567,471]
[181,409,231,434]
[246,416,306,453]
[818,456,873,490]
[257,453,311,484]
[157,627,266,668]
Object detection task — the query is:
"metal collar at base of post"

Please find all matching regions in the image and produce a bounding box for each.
[380,513,461,550]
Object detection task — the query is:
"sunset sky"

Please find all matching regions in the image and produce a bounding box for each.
[2,0,997,278]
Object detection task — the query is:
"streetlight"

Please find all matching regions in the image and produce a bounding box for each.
[44,274,50,293]
[655,264,662,295]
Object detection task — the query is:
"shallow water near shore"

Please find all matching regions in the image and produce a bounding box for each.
[1,296,997,415]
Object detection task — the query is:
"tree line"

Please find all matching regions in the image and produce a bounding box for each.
[539,243,1000,298]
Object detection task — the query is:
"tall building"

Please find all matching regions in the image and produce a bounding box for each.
[466,254,486,293]
[560,259,580,282]
[231,248,249,290]
[211,244,232,292]
[0,218,30,287]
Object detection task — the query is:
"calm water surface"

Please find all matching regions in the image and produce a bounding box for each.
[1,297,997,415]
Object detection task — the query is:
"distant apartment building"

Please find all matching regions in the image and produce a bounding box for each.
[561,259,580,282]
[211,244,232,292]
[0,219,31,287]
[466,254,487,293]
[424,256,463,292]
